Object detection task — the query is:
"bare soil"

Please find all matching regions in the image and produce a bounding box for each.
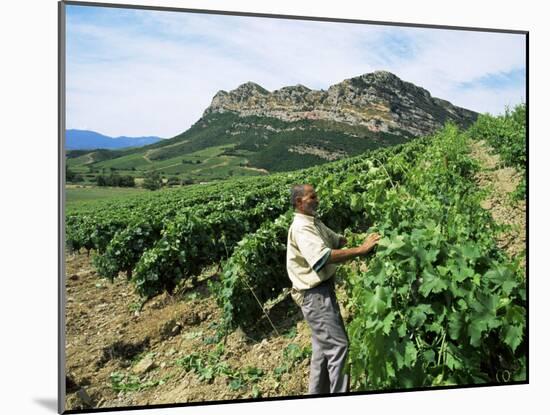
[469,139,526,268]
[64,138,524,411]
[64,252,318,411]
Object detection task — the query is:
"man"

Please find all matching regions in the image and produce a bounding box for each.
[286,184,380,394]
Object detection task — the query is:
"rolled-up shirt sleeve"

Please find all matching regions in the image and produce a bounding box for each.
[316,220,343,248]
[329,229,344,248]
[293,223,332,271]
[312,249,331,272]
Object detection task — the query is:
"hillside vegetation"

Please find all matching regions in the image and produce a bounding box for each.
[66,71,478,186]
[65,105,526,411]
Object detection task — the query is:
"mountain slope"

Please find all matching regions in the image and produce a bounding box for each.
[68,71,478,180]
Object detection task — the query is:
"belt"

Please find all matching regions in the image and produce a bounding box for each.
[305,277,334,293]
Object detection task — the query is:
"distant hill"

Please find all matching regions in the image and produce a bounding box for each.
[66,71,478,182]
[66,129,164,150]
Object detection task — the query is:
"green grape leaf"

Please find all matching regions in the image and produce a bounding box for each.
[423,349,435,364]
[461,243,481,262]
[503,325,523,352]
[404,341,418,367]
[467,319,487,347]
[419,269,448,297]
[409,308,427,328]
[382,311,396,335]
[448,313,463,340]
[350,194,363,212]
[367,286,390,314]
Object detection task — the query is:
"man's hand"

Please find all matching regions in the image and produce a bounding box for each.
[359,233,381,255]
[327,233,380,265]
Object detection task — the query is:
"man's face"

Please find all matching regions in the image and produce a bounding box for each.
[298,185,319,216]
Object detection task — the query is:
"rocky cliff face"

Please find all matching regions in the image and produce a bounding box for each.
[203,71,478,137]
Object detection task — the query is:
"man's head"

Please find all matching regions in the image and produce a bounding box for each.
[291,184,318,216]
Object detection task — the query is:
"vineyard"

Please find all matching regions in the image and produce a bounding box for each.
[65,104,526,408]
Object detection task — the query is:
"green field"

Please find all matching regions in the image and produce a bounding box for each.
[67,144,266,187]
[65,112,419,187]
[66,186,148,207]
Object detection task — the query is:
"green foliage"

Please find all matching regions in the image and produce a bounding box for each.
[71,111,412,180]
[511,176,526,201]
[143,171,163,191]
[176,344,264,393]
[96,173,135,187]
[273,343,312,380]
[166,176,180,186]
[131,187,289,298]
[241,127,408,172]
[283,327,297,339]
[216,141,422,330]
[66,166,84,183]
[283,343,312,363]
[92,219,160,281]
[468,104,526,198]
[216,212,293,330]
[65,176,280,253]
[65,186,147,208]
[109,371,166,393]
[342,124,525,389]
[67,114,526,391]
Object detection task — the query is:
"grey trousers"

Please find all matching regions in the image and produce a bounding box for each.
[301,279,349,394]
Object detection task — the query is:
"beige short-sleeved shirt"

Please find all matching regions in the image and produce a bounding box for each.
[286,212,343,305]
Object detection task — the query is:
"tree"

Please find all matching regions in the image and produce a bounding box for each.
[96,175,107,186]
[143,171,162,191]
[119,175,135,187]
[95,173,134,187]
[108,172,121,186]
[167,176,180,186]
[66,166,75,182]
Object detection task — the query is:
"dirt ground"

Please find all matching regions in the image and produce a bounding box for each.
[64,138,525,411]
[64,252,317,411]
[469,139,527,268]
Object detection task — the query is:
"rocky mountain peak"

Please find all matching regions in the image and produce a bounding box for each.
[275,84,311,93]
[203,71,477,137]
[234,81,270,95]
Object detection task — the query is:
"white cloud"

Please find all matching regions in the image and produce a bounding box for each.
[65,7,526,137]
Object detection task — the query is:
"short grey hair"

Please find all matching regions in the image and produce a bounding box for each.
[290,184,307,208]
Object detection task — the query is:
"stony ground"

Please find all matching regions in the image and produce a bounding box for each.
[64,253,320,411]
[469,139,527,270]
[64,138,526,411]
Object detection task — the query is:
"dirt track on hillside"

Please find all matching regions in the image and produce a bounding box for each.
[469,139,526,269]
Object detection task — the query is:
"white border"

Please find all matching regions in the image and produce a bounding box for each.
[2,1,546,414]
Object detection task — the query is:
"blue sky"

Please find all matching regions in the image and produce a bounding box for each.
[65,4,526,138]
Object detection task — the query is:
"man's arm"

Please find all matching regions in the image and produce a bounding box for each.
[327,233,380,265]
